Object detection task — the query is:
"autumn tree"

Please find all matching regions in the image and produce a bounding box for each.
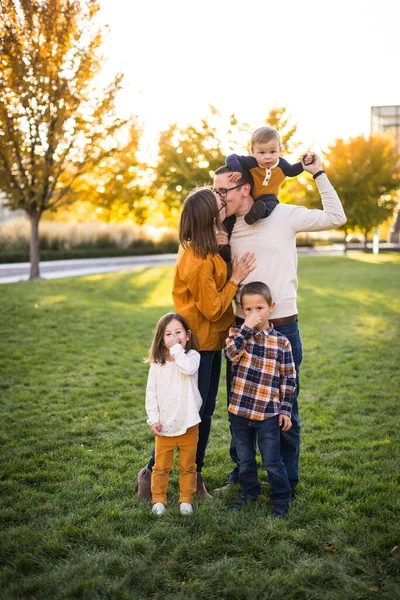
[69,121,148,224]
[153,105,302,210]
[302,135,400,247]
[0,0,129,278]
[153,107,225,210]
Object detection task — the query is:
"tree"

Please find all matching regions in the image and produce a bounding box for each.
[0,0,128,278]
[153,105,302,210]
[302,135,400,247]
[70,120,148,224]
[153,107,225,210]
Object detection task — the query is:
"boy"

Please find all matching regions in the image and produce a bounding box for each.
[224,281,296,518]
[223,126,313,234]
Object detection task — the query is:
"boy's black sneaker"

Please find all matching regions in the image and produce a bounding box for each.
[244,200,267,225]
[271,505,289,519]
[232,496,258,512]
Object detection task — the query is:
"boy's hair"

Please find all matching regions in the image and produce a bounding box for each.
[147,313,198,365]
[251,126,281,150]
[239,281,273,306]
[214,165,254,196]
[179,187,222,259]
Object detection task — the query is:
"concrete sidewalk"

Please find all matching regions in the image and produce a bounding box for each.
[1,244,398,284]
[0,254,178,284]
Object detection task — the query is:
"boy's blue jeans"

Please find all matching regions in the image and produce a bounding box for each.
[228,412,291,509]
[227,319,302,490]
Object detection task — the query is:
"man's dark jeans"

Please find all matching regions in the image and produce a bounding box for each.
[228,412,291,508]
[148,350,222,473]
[226,319,302,490]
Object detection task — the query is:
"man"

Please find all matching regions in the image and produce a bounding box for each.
[213,153,346,495]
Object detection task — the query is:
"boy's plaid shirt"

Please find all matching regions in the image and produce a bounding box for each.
[225,324,296,421]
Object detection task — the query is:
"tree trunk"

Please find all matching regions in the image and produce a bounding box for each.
[363,232,368,252]
[343,231,348,255]
[29,212,41,280]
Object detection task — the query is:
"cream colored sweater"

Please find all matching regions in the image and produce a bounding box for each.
[230,174,346,319]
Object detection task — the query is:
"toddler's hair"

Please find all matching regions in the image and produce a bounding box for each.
[239,281,273,306]
[147,313,198,365]
[251,126,281,150]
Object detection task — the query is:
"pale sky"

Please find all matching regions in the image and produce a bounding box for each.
[99,0,399,157]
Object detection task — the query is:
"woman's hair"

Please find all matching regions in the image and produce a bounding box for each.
[251,126,281,150]
[147,313,198,365]
[179,187,222,259]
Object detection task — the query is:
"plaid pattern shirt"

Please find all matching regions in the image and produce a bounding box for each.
[225,324,296,421]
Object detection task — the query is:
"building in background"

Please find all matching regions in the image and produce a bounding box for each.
[371,105,400,150]
[371,105,400,242]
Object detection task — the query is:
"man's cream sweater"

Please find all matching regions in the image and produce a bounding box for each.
[230,174,346,319]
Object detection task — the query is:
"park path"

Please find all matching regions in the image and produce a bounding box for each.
[1,244,397,284]
[0,254,178,284]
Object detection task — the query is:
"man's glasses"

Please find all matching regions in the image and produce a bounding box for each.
[213,183,243,199]
[218,199,227,212]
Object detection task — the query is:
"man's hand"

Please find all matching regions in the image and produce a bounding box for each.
[302,152,322,175]
[302,152,314,166]
[228,171,242,183]
[151,422,163,436]
[279,414,292,432]
[244,312,263,329]
[216,230,229,246]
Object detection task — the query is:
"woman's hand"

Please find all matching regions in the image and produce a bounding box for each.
[216,230,229,246]
[230,251,256,285]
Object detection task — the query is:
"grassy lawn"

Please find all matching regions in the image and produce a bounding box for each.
[1,254,399,600]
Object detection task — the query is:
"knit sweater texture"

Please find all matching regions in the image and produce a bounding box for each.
[230,174,346,319]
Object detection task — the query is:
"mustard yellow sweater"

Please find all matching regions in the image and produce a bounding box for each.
[172,246,237,351]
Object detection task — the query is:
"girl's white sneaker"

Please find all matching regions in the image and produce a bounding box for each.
[180,502,193,516]
[151,502,166,516]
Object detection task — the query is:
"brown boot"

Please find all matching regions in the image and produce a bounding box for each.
[136,466,152,501]
[196,472,212,500]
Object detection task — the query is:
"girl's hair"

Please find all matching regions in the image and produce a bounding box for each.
[179,187,222,259]
[147,313,198,365]
[251,126,281,150]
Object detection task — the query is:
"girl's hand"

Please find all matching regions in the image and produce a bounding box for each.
[216,230,229,246]
[279,414,292,432]
[228,171,242,183]
[164,333,180,349]
[151,422,163,436]
[230,251,256,285]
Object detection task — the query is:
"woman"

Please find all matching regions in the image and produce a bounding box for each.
[137,187,255,500]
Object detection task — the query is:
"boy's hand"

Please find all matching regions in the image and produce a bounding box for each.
[244,312,263,329]
[279,414,292,432]
[151,422,163,436]
[228,171,242,183]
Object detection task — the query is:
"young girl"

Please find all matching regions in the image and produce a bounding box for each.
[145,313,203,516]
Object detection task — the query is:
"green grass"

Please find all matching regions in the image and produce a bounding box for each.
[1,254,399,600]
